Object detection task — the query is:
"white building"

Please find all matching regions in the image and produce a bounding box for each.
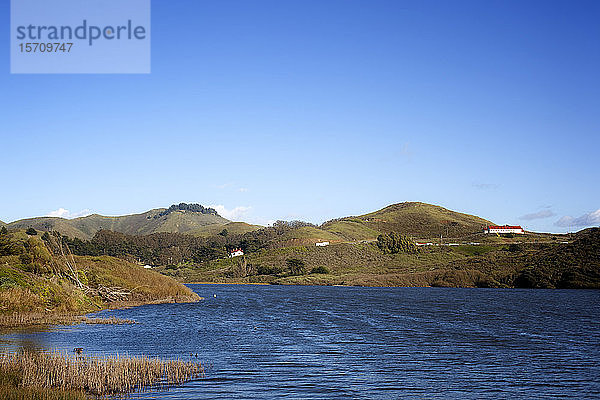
[315,241,330,247]
[229,248,244,257]
[484,225,525,235]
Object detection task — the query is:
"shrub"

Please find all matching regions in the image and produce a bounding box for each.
[26,228,37,236]
[286,258,306,275]
[311,266,329,274]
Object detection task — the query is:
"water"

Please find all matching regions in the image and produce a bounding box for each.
[2,285,600,399]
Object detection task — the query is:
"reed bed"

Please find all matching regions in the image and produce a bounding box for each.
[0,350,203,396]
[0,313,83,328]
[0,313,136,328]
[82,316,136,325]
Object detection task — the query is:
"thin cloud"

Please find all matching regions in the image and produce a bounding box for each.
[520,209,555,220]
[473,183,498,190]
[239,188,248,192]
[555,209,600,228]
[209,205,251,221]
[46,208,92,219]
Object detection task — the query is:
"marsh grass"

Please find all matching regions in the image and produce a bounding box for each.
[0,350,203,396]
[82,316,135,325]
[0,313,136,328]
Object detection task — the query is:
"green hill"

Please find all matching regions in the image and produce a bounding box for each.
[322,202,493,240]
[7,203,230,240]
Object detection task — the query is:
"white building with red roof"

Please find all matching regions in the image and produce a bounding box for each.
[229,248,244,258]
[484,225,524,234]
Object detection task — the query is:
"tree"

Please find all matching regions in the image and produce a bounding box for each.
[218,229,229,237]
[26,227,38,236]
[377,232,417,254]
[286,258,306,275]
[0,226,7,235]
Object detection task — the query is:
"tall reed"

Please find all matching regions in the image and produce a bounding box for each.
[0,350,203,395]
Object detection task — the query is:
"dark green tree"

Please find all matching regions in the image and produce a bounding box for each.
[26,227,38,236]
[0,226,7,235]
[377,232,417,254]
[218,229,229,237]
[286,258,306,275]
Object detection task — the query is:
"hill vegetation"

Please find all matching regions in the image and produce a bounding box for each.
[0,229,200,323]
[3,201,597,290]
[159,228,599,289]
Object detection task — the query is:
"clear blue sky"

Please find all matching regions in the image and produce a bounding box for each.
[1,0,599,233]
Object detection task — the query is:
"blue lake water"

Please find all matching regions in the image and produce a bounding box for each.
[2,285,600,399]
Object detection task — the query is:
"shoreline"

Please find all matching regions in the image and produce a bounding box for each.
[0,295,201,330]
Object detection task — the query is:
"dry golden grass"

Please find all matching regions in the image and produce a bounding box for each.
[1,350,203,396]
[82,316,135,325]
[0,313,136,328]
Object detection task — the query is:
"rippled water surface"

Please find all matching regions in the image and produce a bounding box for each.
[2,285,600,399]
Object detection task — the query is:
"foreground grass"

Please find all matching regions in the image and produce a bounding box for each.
[0,350,203,397]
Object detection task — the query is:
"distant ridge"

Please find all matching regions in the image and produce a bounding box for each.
[7,203,229,239]
[6,201,494,241]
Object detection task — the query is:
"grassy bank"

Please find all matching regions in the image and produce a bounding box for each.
[0,230,200,327]
[0,350,202,398]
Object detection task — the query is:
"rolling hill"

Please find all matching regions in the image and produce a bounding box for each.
[6,203,230,240]
[322,202,493,240]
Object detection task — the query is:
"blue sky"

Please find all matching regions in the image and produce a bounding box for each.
[1,0,599,233]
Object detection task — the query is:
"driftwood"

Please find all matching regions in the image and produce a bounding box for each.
[43,233,132,303]
[94,285,131,302]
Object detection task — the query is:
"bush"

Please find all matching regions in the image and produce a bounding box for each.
[508,243,522,253]
[257,265,283,275]
[0,227,7,235]
[311,266,329,274]
[26,228,38,236]
[286,258,306,275]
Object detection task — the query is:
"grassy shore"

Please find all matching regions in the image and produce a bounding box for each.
[1,230,205,397]
[0,350,203,398]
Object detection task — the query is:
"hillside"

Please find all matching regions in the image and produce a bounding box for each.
[0,229,200,320]
[7,203,230,240]
[160,228,599,289]
[322,202,493,240]
[190,221,262,238]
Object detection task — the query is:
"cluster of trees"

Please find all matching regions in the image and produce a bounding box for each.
[0,229,58,274]
[3,217,326,272]
[64,230,227,266]
[376,232,418,254]
[155,203,219,218]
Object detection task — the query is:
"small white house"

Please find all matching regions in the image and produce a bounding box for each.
[229,248,244,258]
[484,225,525,235]
[143,265,153,269]
[315,241,330,247]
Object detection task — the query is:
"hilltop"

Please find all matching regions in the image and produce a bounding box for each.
[322,202,493,240]
[4,201,492,243]
[6,203,230,240]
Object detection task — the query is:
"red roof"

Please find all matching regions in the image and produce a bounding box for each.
[488,225,523,230]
